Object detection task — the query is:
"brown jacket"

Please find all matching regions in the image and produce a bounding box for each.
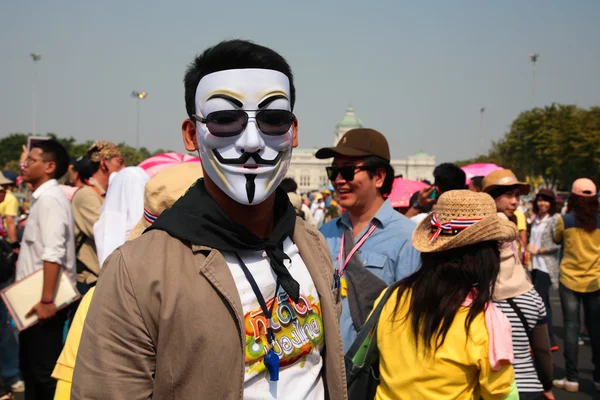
[71,178,105,284]
[71,218,347,400]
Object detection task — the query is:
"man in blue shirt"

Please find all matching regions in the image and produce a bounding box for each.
[317,128,421,351]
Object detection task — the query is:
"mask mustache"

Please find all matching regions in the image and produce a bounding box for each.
[211,149,283,166]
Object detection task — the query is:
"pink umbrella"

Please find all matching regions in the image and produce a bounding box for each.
[461,163,503,184]
[388,178,429,208]
[138,152,201,178]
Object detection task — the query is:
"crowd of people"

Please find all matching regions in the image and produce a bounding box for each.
[0,39,597,400]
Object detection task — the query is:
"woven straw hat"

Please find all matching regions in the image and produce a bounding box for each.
[128,162,203,240]
[412,190,518,253]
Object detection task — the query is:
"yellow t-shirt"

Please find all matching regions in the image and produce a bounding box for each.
[513,209,526,232]
[554,216,600,292]
[0,190,19,218]
[52,287,95,400]
[374,289,515,400]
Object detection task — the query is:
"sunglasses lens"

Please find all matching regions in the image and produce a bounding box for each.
[256,110,295,135]
[326,167,337,180]
[340,166,356,181]
[205,110,247,137]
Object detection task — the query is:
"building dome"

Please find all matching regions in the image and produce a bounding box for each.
[335,106,363,129]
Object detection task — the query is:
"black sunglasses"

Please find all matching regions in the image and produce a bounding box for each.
[193,109,296,137]
[326,166,370,181]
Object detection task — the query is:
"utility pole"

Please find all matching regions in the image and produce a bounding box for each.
[30,53,41,134]
[131,91,147,149]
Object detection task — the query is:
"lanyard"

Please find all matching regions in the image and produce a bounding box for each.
[234,253,281,381]
[336,224,377,278]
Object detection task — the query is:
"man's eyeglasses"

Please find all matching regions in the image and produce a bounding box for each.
[192,109,296,137]
[25,157,45,165]
[326,166,370,181]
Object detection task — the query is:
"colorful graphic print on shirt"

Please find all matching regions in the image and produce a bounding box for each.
[244,289,324,375]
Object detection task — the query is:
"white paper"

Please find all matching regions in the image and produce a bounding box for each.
[0,269,80,331]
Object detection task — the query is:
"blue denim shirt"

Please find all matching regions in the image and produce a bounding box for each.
[320,199,421,351]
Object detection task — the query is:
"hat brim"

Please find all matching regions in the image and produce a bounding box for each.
[315,146,373,159]
[128,217,150,241]
[483,182,530,196]
[412,213,518,253]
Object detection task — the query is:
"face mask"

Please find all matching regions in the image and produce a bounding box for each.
[194,69,295,205]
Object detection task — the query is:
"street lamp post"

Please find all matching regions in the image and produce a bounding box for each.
[479,107,486,154]
[131,91,147,149]
[30,53,41,134]
[529,53,540,107]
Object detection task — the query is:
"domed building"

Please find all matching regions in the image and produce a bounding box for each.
[287,106,435,192]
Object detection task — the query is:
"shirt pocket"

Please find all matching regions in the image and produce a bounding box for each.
[360,252,389,271]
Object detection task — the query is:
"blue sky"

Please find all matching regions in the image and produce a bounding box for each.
[1,0,599,162]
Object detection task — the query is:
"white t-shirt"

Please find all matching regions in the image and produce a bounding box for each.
[530,215,550,273]
[223,237,325,400]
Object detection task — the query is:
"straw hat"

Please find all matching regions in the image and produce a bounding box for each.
[482,169,530,196]
[128,163,203,240]
[87,141,122,162]
[412,190,518,253]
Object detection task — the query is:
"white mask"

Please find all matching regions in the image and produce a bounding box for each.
[194,69,295,205]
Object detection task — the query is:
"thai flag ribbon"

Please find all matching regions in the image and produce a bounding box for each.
[429,213,483,242]
[143,208,159,224]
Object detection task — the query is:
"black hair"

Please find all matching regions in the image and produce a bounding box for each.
[184,39,296,119]
[470,176,484,191]
[363,156,395,197]
[433,163,467,194]
[567,193,599,232]
[533,192,557,216]
[73,155,94,183]
[488,184,522,200]
[279,178,298,193]
[31,140,69,180]
[391,241,500,355]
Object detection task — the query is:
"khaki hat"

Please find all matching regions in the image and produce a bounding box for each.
[571,178,597,197]
[88,141,122,162]
[412,190,518,253]
[315,128,391,162]
[128,163,203,240]
[0,173,12,186]
[482,169,530,196]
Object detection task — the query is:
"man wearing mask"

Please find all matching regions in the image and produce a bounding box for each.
[72,39,345,400]
[71,141,124,294]
[318,128,421,351]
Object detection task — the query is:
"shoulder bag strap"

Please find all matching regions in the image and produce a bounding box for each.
[346,284,397,359]
[506,297,533,343]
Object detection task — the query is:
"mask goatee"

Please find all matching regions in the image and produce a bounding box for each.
[245,174,256,204]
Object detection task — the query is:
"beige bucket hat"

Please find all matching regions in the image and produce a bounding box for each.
[128,162,203,240]
[412,190,518,253]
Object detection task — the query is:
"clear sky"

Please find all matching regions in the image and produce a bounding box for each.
[1,0,599,162]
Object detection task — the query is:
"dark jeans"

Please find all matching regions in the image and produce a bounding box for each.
[0,277,20,386]
[19,307,68,400]
[532,270,554,340]
[519,392,543,400]
[559,283,600,382]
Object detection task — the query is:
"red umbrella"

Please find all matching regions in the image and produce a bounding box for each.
[138,152,201,178]
[388,178,429,208]
[461,163,503,184]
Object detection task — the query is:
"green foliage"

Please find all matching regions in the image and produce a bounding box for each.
[457,103,600,190]
[0,133,173,172]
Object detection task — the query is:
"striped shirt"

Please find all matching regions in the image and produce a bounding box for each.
[494,289,547,393]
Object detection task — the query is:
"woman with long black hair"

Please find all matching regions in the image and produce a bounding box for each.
[373,191,518,399]
[552,178,600,394]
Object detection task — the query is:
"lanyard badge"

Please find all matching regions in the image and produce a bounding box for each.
[235,253,281,381]
[333,224,377,288]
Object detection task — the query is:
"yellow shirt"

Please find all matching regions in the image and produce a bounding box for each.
[375,289,515,400]
[52,287,95,400]
[513,209,526,232]
[0,190,19,219]
[554,215,600,292]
